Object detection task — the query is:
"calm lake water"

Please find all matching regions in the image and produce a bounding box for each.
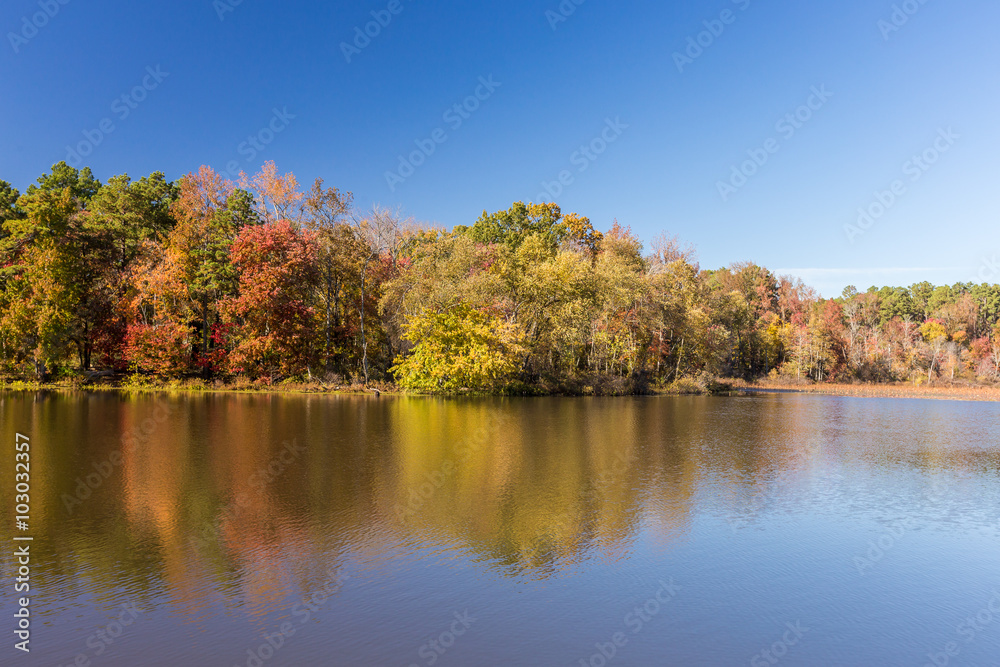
[2,392,1000,666]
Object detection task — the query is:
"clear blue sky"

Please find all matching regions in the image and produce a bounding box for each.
[2,0,998,296]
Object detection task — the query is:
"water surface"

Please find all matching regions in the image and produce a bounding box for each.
[1,392,999,665]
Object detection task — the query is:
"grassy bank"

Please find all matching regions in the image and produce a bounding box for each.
[1,374,734,398]
[0,376,398,396]
[732,379,1000,403]
[5,374,996,402]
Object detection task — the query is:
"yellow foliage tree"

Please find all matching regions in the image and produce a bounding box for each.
[392,304,525,393]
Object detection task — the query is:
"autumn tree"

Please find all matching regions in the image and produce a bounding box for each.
[0,163,104,378]
[706,263,781,378]
[458,202,566,249]
[392,304,525,393]
[124,237,195,376]
[970,324,1000,380]
[166,166,257,369]
[240,160,304,224]
[647,238,706,380]
[221,219,320,380]
[2,161,1000,392]
[919,319,949,383]
[85,172,178,368]
[0,180,23,224]
[352,205,407,383]
[303,178,362,373]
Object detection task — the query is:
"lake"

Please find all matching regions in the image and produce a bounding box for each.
[2,392,999,666]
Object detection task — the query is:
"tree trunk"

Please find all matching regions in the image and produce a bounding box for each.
[201,297,211,378]
[324,274,333,370]
[34,357,49,383]
[359,254,373,384]
[202,298,210,357]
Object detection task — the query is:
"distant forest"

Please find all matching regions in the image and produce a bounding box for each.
[2,161,998,394]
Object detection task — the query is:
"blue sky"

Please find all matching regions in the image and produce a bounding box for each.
[2,0,998,296]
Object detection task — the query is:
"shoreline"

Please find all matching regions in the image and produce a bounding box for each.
[731,381,1000,403]
[3,379,999,403]
[0,379,398,398]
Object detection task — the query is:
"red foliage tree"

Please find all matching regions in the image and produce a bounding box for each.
[221,219,320,380]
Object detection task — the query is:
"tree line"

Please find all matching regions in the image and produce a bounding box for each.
[2,161,998,393]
